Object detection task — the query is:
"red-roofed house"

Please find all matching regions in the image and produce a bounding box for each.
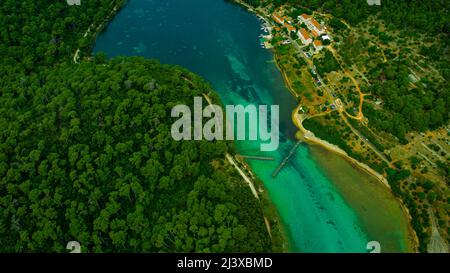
[284,24,296,33]
[313,40,323,51]
[298,28,312,46]
[272,13,285,25]
[299,14,311,24]
[307,19,325,35]
[311,29,319,38]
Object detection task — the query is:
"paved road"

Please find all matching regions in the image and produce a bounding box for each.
[226,154,259,199]
[260,8,392,168]
[341,114,394,167]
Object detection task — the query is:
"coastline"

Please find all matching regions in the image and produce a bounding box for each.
[292,105,391,188]
[203,94,290,252]
[95,1,418,252]
[232,0,391,189]
[293,107,419,252]
[231,0,419,252]
[73,0,125,63]
[236,155,292,252]
[90,0,291,253]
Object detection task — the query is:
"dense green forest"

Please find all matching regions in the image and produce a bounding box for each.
[314,49,340,75]
[0,1,274,252]
[258,0,449,35]
[364,61,448,142]
[0,0,126,71]
[0,58,272,252]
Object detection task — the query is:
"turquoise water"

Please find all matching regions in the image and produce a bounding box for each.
[94,0,374,252]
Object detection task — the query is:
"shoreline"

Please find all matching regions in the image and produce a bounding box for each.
[292,100,421,252]
[92,0,291,253]
[232,0,392,199]
[93,0,419,252]
[231,0,419,252]
[203,93,290,252]
[289,47,419,254]
[236,155,292,252]
[292,105,392,188]
[73,1,124,63]
[293,108,419,252]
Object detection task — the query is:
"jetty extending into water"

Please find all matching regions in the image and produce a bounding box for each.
[272,140,302,177]
[240,155,275,161]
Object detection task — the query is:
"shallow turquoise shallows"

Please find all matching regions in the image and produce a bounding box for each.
[94,0,411,252]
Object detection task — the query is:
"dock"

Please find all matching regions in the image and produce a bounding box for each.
[271,141,302,178]
[240,155,275,161]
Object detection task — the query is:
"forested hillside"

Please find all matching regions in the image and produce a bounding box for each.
[258,0,449,35]
[0,1,274,252]
[0,58,272,252]
[0,0,125,71]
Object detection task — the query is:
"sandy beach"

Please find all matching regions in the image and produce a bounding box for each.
[292,105,419,251]
[291,104,392,189]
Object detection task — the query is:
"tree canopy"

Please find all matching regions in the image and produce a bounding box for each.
[0,1,273,252]
[0,57,272,252]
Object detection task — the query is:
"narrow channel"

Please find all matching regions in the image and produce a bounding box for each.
[94,0,412,252]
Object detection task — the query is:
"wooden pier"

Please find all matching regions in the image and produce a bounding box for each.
[240,155,275,161]
[271,141,302,178]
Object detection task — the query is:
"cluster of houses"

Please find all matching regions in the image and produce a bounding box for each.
[271,12,331,52]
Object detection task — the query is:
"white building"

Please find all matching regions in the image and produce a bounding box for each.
[367,0,381,6]
[307,19,325,36]
[272,13,285,25]
[298,14,311,24]
[67,0,81,5]
[298,28,312,46]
